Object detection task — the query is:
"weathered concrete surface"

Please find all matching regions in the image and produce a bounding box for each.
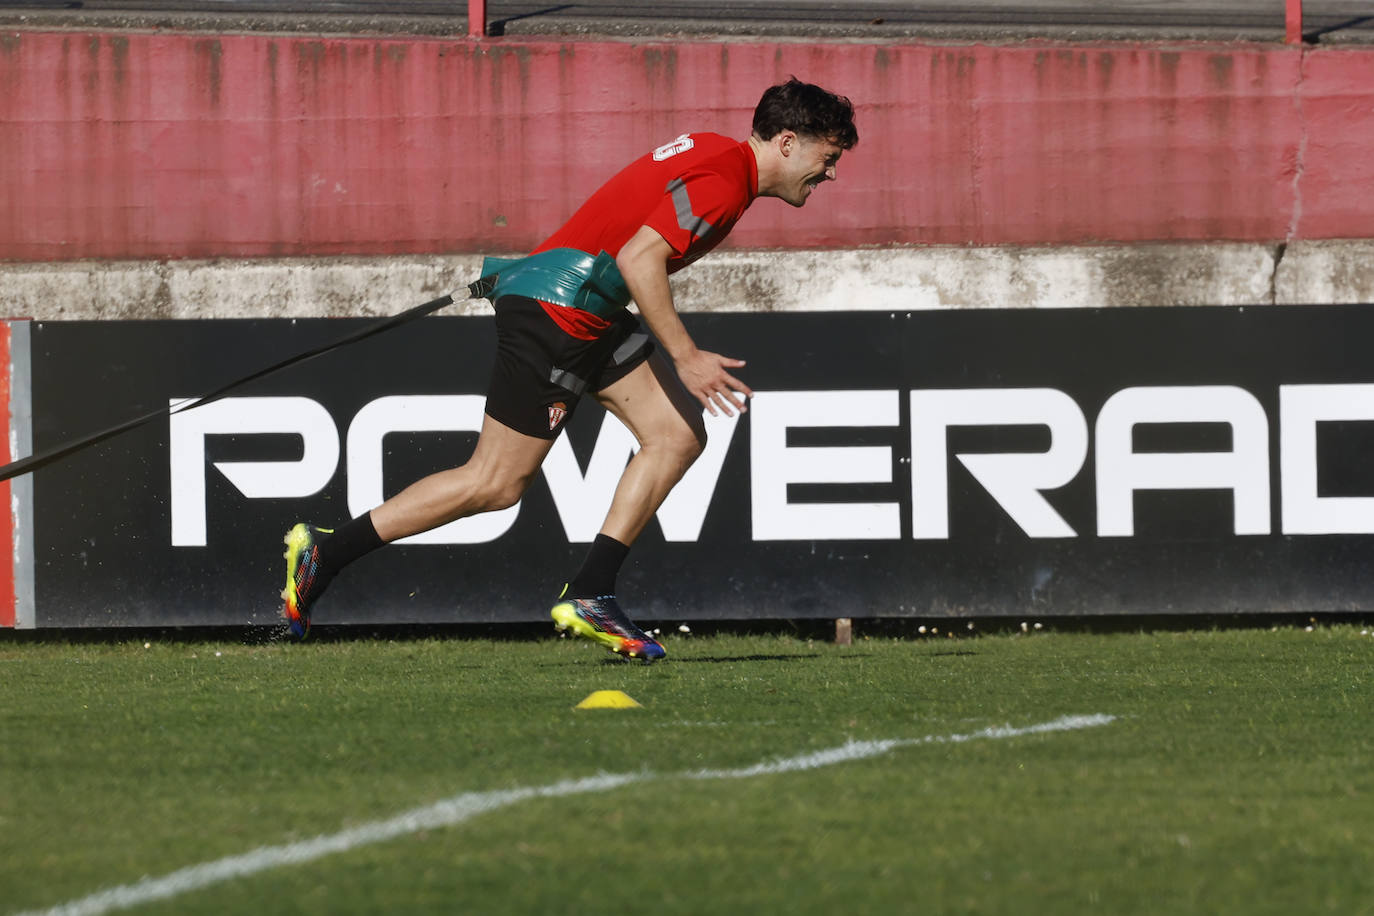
[3,241,1370,321]
[1274,239,1374,304]
[672,244,1282,311]
[0,255,489,320]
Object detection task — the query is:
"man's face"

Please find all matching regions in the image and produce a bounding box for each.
[778,132,845,207]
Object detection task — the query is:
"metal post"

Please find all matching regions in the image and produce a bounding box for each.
[1285,0,1303,45]
[468,0,487,38]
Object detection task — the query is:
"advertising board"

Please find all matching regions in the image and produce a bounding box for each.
[7,306,1373,626]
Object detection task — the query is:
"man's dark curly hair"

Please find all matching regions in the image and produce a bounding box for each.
[752,78,858,149]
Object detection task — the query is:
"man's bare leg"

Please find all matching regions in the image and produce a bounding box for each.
[283,413,553,636]
[370,413,555,542]
[550,353,706,663]
[593,352,707,546]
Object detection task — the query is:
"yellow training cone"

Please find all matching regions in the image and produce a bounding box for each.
[575,690,642,710]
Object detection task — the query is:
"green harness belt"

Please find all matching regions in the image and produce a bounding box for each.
[472,248,632,319]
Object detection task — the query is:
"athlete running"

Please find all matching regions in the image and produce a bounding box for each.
[281,78,858,662]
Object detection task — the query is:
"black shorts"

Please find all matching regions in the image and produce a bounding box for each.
[485,295,654,439]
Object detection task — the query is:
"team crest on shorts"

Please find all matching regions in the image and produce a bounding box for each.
[547,402,568,430]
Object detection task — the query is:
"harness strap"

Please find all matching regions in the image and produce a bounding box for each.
[474,248,632,319]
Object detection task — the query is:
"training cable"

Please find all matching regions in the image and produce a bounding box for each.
[0,279,492,484]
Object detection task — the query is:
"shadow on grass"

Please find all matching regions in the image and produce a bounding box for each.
[534,653,865,667]
[666,653,834,664]
[677,652,888,664]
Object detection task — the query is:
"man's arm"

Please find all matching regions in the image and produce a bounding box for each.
[615,225,752,416]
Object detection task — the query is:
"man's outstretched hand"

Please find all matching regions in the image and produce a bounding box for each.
[675,348,752,417]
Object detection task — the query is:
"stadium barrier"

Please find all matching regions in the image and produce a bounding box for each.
[3,305,1372,628]
[2,26,1373,626]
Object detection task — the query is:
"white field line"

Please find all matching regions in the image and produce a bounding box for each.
[17,713,1114,916]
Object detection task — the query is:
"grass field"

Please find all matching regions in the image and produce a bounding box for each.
[2,624,1371,915]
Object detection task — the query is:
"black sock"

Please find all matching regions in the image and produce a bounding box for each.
[566,534,630,598]
[316,512,385,575]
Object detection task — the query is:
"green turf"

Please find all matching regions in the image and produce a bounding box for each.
[1,626,1371,915]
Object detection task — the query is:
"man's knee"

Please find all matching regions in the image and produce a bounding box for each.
[464,417,552,512]
[665,415,707,469]
[686,416,708,462]
[466,465,536,513]
[488,473,535,511]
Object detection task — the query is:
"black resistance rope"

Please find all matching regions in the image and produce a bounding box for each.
[0,282,487,483]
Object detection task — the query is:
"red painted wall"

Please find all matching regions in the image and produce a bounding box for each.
[1,32,1371,260]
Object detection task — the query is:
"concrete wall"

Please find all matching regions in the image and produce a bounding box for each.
[2,31,1373,317]
[4,240,1374,322]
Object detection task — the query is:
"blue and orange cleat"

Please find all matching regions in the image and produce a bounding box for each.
[281,523,333,639]
[551,588,666,663]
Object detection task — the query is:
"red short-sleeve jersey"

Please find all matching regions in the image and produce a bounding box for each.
[532,132,759,275]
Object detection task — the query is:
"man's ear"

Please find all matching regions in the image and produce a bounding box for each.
[776,129,797,156]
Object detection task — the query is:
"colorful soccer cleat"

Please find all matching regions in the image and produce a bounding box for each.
[551,589,667,663]
[281,523,333,639]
